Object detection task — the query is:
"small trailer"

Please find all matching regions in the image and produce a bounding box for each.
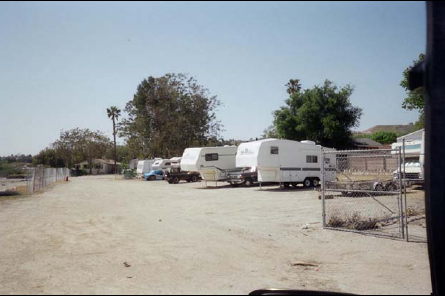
[180,146,238,183]
[326,179,398,196]
[236,138,337,188]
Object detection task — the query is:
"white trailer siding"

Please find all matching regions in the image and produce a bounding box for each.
[237,139,335,184]
[136,160,155,177]
[180,146,237,181]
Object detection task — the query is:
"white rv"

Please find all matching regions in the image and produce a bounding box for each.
[136,159,157,178]
[169,157,182,170]
[151,159,173,171]
[236,138,336,187]
[180,146,238,181]
[391,129,425,182]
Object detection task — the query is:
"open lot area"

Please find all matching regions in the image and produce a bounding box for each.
[0,175,431,295]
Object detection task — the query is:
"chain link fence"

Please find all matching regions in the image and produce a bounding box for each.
[321,148,425,241]
[26,167,71,194]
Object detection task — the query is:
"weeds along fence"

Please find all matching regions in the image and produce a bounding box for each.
[26,167,71,194]
[321,148,426,242]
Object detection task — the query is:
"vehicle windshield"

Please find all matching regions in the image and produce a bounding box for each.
[0,1,429,296]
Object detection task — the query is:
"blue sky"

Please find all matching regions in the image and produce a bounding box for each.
[0,1,426,155]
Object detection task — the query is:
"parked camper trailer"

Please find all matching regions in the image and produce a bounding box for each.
[391,129,425,184]
[180,146,238,182]
[151,159,173,171]
[169,157,182,171]
[236,139,336,187]
[136,160,157,178]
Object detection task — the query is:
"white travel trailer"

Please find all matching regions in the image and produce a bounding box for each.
[151,159,173,171]
[391,129,425,182]
[136,159,157,178]
[169,157,182,169]
[180,146,238,182]
[236,138,336,187]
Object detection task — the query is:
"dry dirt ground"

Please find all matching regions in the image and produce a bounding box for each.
[0,175,431,295]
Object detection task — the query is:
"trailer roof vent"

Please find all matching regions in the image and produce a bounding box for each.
[301,140,316,145]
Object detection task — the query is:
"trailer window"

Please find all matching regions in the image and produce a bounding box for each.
[306,155,318,163]
[205,153,219,161]
[271,146,279,154]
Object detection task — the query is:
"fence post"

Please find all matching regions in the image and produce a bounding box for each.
[321,149,326,228]
[398,148,405,239]
[403,139,409,242]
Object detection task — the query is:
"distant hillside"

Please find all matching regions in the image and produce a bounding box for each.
[356,125,418,136]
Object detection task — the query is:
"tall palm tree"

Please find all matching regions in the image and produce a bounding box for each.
[107,106,121,174]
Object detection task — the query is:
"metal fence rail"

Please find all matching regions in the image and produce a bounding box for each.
[26,167,70,194]
[321,149,415,240]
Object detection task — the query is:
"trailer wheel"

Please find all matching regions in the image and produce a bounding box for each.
[191,175,198,182]
[374,183,384,192]
[386,183,397,192]
[244,178,253,187]
[304,178,312,188]
[173,176,180,184]
[312,178,320,187]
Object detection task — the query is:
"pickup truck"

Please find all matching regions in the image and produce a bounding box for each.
[227,167,258,187]
[164,168,201,184]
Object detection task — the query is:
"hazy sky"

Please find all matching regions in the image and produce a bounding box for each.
[0,1,426,156]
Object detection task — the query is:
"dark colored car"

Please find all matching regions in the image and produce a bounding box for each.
[164,168,200,184]
[227,167,258,187]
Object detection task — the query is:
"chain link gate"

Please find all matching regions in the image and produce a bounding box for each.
[321,149,406,239]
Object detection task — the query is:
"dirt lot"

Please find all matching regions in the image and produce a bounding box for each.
[0,175,431,295]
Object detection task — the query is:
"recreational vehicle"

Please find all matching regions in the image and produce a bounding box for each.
[151,159,172,171]
[236,138,336,187]
[180,146,238,182]
[169,157,182,171]
[136,159,158,178]
[391,129,425,183]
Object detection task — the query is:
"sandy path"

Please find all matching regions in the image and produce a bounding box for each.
[0,175,431,295]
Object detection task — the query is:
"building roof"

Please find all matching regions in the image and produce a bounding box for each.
[353,138,383,147]
[396,128,424,142]
[358,125,417,135]
[76,159,121,166]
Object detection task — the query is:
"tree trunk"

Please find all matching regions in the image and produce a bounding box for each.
[113,118,117,174]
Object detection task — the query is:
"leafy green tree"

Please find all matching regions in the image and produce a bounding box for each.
[401,54,425,129]
[262,125,278,139]
[370,131,397,144]
[50,128,112,171]
[273,80,362,149]
[120,74,222,158]
[107,106,121,174]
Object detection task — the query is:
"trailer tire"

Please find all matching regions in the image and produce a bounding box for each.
[304,178,312,188]
[386,183,397,192]
[312,178,320,187]
[374,183,384,192]
[244,178,253,187]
